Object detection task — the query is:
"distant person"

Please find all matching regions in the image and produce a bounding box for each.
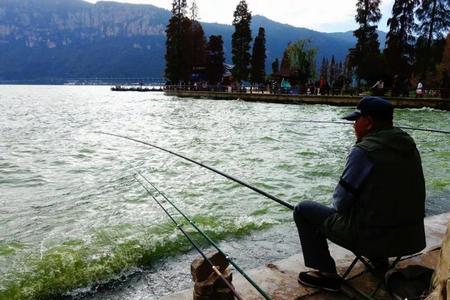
[416,81,424,98]
[293,96,426,292]
[318,76,326,95]
[281,78,291,94]
[371,79,384,96]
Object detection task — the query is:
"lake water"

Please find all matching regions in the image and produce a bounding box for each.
[1,85,449,299]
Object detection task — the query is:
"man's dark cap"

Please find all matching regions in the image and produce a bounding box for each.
[343,96,393,121]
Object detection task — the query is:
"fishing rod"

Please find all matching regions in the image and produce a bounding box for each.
[133,175,244,300]
[96,131,294,210]
[134,169,273,300]
[282,119,450,135]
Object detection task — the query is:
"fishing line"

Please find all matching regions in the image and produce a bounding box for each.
[96,131,294,210]
[133,169,273,300]
[133,175,244,300]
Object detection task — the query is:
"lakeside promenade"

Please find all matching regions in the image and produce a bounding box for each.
[165,90,450,111]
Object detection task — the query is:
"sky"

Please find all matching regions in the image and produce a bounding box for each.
[86,0,395,33]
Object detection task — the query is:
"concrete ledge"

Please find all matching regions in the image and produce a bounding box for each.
[161,213,449,300]
[164,90,450,111]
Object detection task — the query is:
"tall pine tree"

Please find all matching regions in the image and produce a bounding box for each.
[415,0,450,78]
[231,0,252,83]
[329,55,336,85]
[439,33,450,97]
[320,57,329,81]
[165,0,191,83]
[349,0,382,85]
[385,0,418,80]
[271,58,280,76]
[416,0,450,43]
[190,0,199,20]
[250,27,267,84]
[206,35,225,84]
[188,20,208,79]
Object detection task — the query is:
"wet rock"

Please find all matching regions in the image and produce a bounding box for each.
[191,251,229,282]
[191,251,234,300]
[193,268,232,295]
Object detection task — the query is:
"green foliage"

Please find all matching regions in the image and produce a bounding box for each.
[206,35,225,84]
[320,56,347,88]
[439,33,450,97]
[416,0,450,41]
[171,0,187,16]
[271,58,279,76]
[414,36,446,84]
[165,0,192,83]
[440,33,450,76]
[250,27,267,84]
[329,55,336,85]
[349,0,382,85]
[165,0,207,83]
[415,0,450,79]
[282,40,317,84]
[385,0,418,80]
[231,0,252,82]
[188,21,208,69]
[320,57,329,81]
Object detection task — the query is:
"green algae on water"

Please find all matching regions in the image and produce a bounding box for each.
[0,214,274,300]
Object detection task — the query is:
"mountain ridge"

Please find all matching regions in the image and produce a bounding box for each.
[0,0,386,82]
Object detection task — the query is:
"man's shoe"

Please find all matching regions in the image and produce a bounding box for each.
[297,271,342,292]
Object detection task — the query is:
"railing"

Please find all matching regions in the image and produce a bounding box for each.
[164,84,450,99]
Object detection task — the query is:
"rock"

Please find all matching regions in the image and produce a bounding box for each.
[191,251,229,282]
[213,287,236,300]
[193,268,233,295]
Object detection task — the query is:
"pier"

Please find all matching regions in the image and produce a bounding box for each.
[164,90,450,111]
[111,85,163,92]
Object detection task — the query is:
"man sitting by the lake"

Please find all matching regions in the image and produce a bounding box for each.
[293,96,426,291]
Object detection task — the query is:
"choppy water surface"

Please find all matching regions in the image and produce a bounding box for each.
[0,85,449,299]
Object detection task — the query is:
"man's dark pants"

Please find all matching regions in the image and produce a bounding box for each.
[293,200,337,274]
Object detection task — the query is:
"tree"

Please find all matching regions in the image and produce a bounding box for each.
[385,0,418,80]
[190,0,199,21]
[188,20,208,80]
[337,62,344,78]
[280,46,291,74]
[349,0,383,85]
[231,0,252,83]
[415,0,450,78]
[416,0,450,43]
[250,27,267,84]
[271,58,280,76]
[206,35,225,84]
[438,33,450,97]
[329,55,336,85]
[320,57,329,81]
[283,40,317,85]
[344,54,355,89]
[334,61,346,90]
[165,0,191,83]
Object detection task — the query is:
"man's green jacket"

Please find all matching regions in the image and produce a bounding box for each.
[323,127,426,258]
